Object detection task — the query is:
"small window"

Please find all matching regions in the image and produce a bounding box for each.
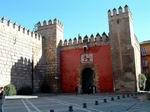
[42,36,46,43]
[141,48,147,56]
[142,59,148,67]
[117,19,119,24]
[42,36,45,40]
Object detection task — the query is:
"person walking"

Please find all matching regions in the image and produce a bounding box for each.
[92,85,96,94]
[0,87,4,112]
[78,85,81,94]
[75,86,78,95]
[88,86,91,95]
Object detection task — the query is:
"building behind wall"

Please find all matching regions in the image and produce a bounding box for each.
[0,5,141,93]
[140,41,150,74]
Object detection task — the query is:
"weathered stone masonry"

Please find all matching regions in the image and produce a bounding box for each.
[108,5,141,92]
[58,5,141,92]
[36,19,63,92]
[0,18,42,90]
[0,5,141,93]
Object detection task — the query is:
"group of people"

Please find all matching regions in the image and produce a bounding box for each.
[0,87,4,112]
[75,85,96,95]
[87,85,96,94]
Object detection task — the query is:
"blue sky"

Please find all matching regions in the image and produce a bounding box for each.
[0,0,149,42]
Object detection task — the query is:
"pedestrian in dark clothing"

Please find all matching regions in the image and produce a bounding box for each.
[92,85,96,94]
[0,87,4,112]
[75,86,78,95]
[88,86,91,95]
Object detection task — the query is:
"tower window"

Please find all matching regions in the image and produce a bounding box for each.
[117,19,119,24]
[42,36,45,40]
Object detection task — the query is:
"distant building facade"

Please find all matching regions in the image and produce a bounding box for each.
[140,41,150,75]
[0,5,141,93]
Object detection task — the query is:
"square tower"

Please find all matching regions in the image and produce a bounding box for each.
[36,19,63,92]
[108,5,141,92]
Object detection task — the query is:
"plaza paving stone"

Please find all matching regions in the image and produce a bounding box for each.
[3,94,150,112]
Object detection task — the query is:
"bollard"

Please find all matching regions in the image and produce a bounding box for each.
[103,99,107,103]
[111,97,114,101]
[69,106,73,112]
[50,110,54,112]
[122,95,125,98]
[83,103,87,108]
[117,96,120,99]
[127,94,130,97]
[95,101,99,105]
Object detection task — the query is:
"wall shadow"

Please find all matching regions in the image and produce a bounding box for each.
[11,57,32,90]
[10,56,48,92]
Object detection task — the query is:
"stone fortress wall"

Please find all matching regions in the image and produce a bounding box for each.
[59,5,141,92]
[0,17,42,90]
[0,5,141,93]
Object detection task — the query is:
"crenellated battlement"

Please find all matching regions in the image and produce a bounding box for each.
[0,17,42,41]
[36,18,63,28]
[59,32,109,48]
[108,5,130,18]
[0,5,140,93]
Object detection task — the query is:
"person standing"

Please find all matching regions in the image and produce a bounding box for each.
[92,85,96,94]
[75,86,78,95]
[88,86,91,95]
[78,85,81,94]
[0,87,4,112]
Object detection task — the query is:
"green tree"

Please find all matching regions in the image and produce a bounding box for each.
[139,73,147,90]
[4,84,17,96]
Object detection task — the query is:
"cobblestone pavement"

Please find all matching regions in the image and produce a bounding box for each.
[3,94,150,112]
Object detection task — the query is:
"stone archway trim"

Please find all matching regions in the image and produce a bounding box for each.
[77,63,99,93]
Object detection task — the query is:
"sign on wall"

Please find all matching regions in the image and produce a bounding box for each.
[81,54,93,63]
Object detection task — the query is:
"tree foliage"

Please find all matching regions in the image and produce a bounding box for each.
[139,73,147,90]
[4,84,17,96]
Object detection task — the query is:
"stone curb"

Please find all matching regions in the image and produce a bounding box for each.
[5,95,38,100]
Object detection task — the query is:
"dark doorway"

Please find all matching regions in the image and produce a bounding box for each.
[81,68,94,94]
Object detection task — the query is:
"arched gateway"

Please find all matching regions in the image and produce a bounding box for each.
[81,68,94,93]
